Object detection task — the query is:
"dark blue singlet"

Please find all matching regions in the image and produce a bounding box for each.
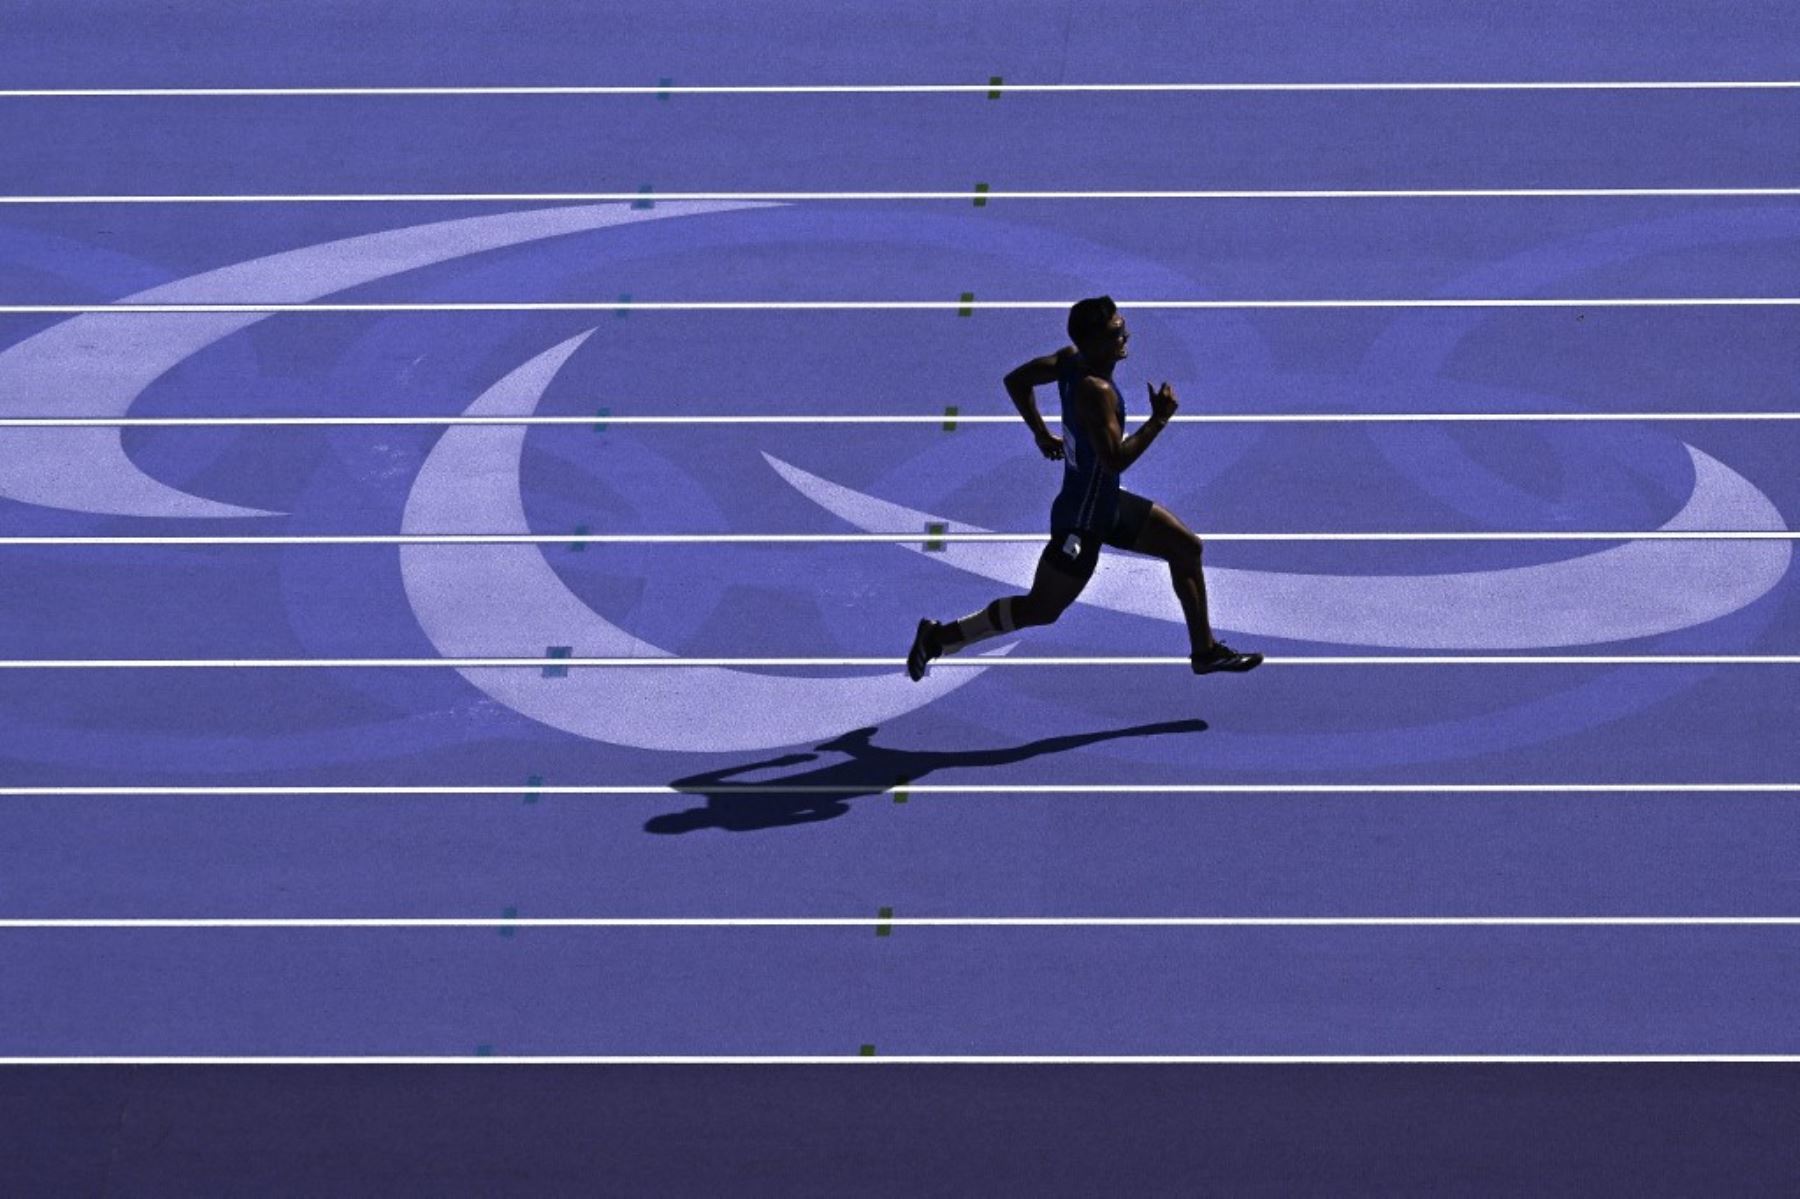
[1050,352,1124,534]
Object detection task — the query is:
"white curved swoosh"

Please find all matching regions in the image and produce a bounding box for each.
[400,333,1014,753]
[0,201,774,518]
[763,448,1790,649]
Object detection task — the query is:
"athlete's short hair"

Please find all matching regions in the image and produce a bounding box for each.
[1067,295,1118,345]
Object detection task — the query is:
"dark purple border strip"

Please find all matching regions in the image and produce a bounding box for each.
[5,1064,1799,1195]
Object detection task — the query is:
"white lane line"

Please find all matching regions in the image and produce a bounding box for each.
[5,187,1800,203]
[2,532,1795,546]
[4,81,1799,96]
[0,655,1792,668]
[2,1055,1797,1065]
[6,531,1798,545]
[2,784,1794,797]
[1,412,1797,426]
[0,298,1795,314]
[4,916,1799,928]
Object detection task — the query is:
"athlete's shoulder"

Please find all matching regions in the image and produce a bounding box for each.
[1055,346,1108,385]
[1072,369,1116,397]
[1009,345,1080,388]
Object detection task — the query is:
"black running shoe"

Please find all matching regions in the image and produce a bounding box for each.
[1191,641,1263,674]
[906,618,943,681]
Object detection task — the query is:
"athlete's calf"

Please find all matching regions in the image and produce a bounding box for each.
[907,552,1086,680]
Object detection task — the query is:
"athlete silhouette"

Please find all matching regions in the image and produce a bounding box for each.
[907,295,1262,680]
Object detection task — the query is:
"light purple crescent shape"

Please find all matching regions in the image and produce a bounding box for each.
[0,201,774,517]
[764,448,1790,649]
[400,331,1016,753]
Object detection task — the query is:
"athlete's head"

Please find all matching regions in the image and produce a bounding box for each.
[1067,294,1129,362]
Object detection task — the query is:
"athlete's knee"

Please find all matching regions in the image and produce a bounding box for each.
[1012,593,1067,628]
[1168,532,1204,573]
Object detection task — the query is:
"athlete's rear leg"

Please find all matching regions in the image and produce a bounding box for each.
[1129,503,1262,673]
[907,546,1087,680]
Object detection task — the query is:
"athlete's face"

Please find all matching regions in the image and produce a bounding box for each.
[1093,313,1129,361]
[1094,309,1123,356]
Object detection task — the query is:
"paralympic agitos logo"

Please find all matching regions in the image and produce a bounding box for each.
[0,202,1789,757]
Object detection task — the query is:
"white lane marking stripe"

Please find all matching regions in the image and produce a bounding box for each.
[5,188,1800,203]
[4,917,1800,928]
[3,784,1796,796]
[1,412,1798,426]
[3,532,1796,545]
[5,81,1800,96]
[1,1055,1797,1064]
[3,1056,1798,1064]
[0,298,1795,313]
[0,655,1793,668]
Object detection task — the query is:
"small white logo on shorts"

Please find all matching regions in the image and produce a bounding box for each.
[1061,533,1083,559]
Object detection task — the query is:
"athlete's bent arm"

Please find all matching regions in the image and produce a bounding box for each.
[1003,348,1070,458]
[1077,378,1169,473]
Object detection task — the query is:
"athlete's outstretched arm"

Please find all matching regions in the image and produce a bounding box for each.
[1003,348,1070,460]
[1077,378,1173,473]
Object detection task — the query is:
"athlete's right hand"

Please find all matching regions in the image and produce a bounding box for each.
[1035,428,1065,460]
[1148,381,1179,423]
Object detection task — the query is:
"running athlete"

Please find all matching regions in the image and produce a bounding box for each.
[907,295,1262,680]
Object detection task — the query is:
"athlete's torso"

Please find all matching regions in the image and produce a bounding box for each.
[1051,350,1125,532]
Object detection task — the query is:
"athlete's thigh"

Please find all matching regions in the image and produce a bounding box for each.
[1126,501,1201,561]
[1027,531,1095,615]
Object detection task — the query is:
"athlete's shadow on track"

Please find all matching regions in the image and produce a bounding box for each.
[647,718,1208,834]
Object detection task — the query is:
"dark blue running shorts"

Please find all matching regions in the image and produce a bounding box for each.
[1041,490,1156,582]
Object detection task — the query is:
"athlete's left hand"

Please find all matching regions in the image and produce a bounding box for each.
[1148,381,1179,423]
[1034,428,1065,460]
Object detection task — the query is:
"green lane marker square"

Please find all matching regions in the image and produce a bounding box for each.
[876,907,893,937]
[957,291,975,317]
[941,405,959,431]
[987,76,1004,99]
[859,1044,877,1057]
[632,184,655,210]
[615,293,632,318]
[499,906,518,938]
[892,775,910,804]
[524,773,543,805]
[924,522,947,552]
[475,1044,495,1056]
[543,646,573,678]
[593,405,612,433]
[569,524,589,552]
[973,182,989,207]
[657,77,674,100]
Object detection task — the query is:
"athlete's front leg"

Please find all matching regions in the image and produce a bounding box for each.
[1130,503,1262,673]
[1130,503,1213,654]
